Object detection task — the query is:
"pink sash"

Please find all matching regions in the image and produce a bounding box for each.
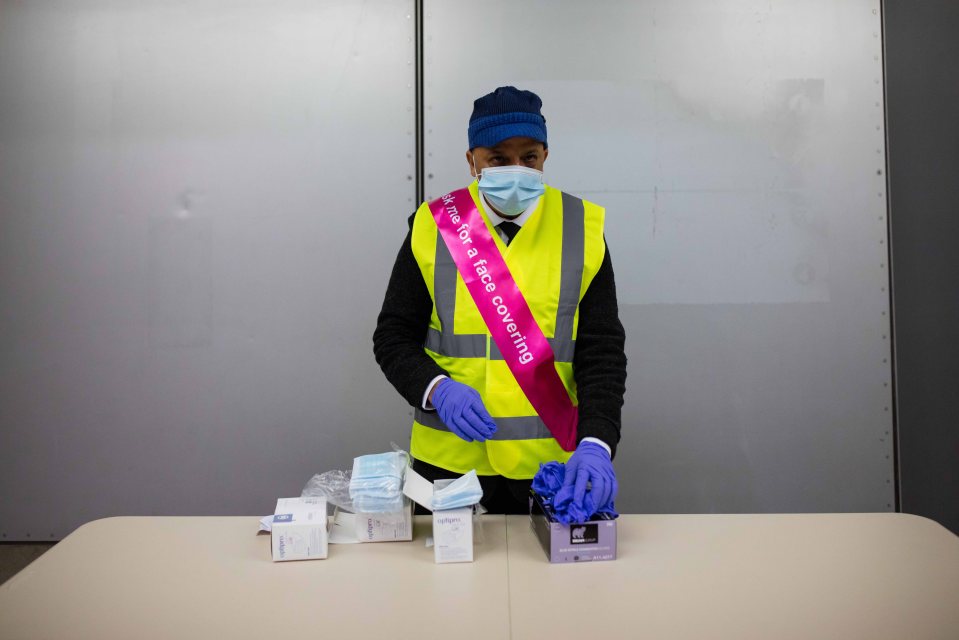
[429,188,578,451]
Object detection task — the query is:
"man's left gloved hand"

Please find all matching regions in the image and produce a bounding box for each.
[559,440,617,513]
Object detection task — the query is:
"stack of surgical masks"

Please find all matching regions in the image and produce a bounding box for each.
[349,451,407,513]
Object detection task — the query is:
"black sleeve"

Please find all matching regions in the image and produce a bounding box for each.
[372,214,448,408]
[573,242,628,458]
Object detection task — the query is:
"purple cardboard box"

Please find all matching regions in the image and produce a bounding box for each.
[529,492,617,563]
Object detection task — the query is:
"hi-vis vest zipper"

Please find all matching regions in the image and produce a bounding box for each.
[409,181,606,479]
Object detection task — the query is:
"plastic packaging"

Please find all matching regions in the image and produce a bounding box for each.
[301,470,354,512]
[300,445,412,515]
[349,450,408,513]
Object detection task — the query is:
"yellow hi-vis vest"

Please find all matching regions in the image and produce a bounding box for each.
[409,181,607,479]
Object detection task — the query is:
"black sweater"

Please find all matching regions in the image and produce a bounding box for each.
[372,213,627,457]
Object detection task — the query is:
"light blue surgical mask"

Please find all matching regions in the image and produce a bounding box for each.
[476,165,545,216]
[432,469,483,511]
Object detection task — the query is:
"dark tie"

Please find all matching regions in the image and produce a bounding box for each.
[497,221,521,246]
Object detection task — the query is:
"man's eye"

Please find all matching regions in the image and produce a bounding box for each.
[524,155,538,163]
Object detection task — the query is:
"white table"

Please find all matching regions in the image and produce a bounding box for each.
[506,513,959,639]
[0,516,510,640]
[1,514,956,639]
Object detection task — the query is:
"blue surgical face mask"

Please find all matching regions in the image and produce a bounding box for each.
[476,164,545,216]
[431,470,483,510]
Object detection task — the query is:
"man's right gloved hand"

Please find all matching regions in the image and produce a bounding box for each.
[431,379,498,442]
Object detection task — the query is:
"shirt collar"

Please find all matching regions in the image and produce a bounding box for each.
[479,193,540,228]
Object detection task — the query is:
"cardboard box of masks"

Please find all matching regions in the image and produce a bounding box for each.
[270,496,329,561]
[529,491,617,563]
[351,498,414,543]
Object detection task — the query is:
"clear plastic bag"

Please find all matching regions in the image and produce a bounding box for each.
[300,445,411,515]
[473,502,487,545]
[348,447,410,513]
[301,470,354,512]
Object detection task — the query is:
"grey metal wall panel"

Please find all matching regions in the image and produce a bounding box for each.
[0,0,416,539]
[424,0,894,513]
[885,0,959,534]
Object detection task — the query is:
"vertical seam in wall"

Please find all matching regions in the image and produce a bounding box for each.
[879,0,901,514]
[505,516,514,640]
[414,0,425,205]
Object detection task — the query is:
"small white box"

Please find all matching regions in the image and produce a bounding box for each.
[270,497,329,561]
[432,478,474,564]
[432,506,474,563]
[403,469,479,564]
[353,497,414,542]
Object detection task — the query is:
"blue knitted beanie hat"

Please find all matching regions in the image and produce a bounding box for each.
[468,86,547,150]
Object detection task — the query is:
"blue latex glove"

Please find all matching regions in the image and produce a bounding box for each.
[558,440,617,515]
[532,462,566,497]
[431,379,498,442]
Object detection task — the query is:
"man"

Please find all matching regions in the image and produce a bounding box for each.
[373,86,627,515]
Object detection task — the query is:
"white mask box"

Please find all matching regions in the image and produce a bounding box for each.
[403,470,478,564]
[431,490,474,564]
[270,496,329,562]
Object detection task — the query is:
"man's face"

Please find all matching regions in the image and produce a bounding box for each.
[466,136,548,178]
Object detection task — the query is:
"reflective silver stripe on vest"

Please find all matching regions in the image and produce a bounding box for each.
[415,408,552,440]
[427,192,585,364]
[555,192,585,349]
[433,231,457,330]
[425,328,486,358]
